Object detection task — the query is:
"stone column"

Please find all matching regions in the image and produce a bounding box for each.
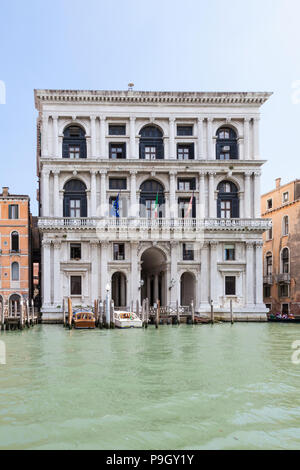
[129,116,136,159]
[197,117,204,160]
[255,241,264,305]
[52,115,59,158]
[246,242,254,305]
[169,117,176,159]
[244,117,250,160]
[91,170,97,217]
[130,170,138,217]
[147,276,151,302]
[208,171,216,218]
[207,118,214,160]
[244,171,252,218]
[53,241,61,305]
[100,242,109,299]
[131,242,139,304]
[169,171,177,218]
[210,241,218,304]
[170,241,179,305]
[198,171,205,219]
[90,242,99,302]
[42,169,50,217]
[253,117,260,159]
[253,171,261,218]
[53,170,60,217]
[42,240,51,307]
[154,274,159,302]
[41,114,49,157]
[100,170,107,217]
[99,115,106,158]
[200,242,210,308]
[90,116,96,157]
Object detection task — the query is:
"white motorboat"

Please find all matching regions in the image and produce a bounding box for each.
[114,311,143,328]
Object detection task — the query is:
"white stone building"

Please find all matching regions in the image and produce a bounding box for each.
[35,89,272,322]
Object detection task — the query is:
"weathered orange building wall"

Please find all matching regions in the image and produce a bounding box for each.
[261,179,300,315]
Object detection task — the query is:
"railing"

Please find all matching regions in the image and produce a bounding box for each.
[263,275,273,285]
[38,217,272,231]
[275,273,291,283]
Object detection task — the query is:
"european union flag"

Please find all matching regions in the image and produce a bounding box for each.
[113,193,120,218]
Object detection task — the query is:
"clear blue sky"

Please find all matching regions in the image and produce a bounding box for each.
[1,0,300,214]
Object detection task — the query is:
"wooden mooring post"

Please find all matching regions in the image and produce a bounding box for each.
[145,298,149,328]
[68,297,73,329]
[176,300,180,325]
[110,299,115,329]
[230,299,234,324]
[99,300,103,329]
[210,300,214,324]
[0,300,4,331]
[155,300,160,328]
[20,298,24,330]
[191,300,195,325]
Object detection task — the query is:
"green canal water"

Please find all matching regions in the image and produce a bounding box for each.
[0,323,300,450]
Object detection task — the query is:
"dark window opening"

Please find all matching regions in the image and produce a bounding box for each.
[70,243,81,260]
[113,243,125,261]
[264,285,271,298]
[109,178,127,190]
[109,125,126,135]
[178,197,196,218]
[178,178,196,191]
[225,244,235,261]
[139,126,164,160]
[177,125,193,136]
[177,144,194,160]
[139,180,165,218]
[279,283,289,298]
[63,179,87,218]
[183,243,194,261]
[9,205,19,219]
[71,276,82,296]
[281,248,289,274]
[267,199,273,210]
[11,231,19,252]
[282,303,289,314]
[217,181,239,218]
[63,125,86,159]
[225,276,236,295]
[216,127,238,160]
[266,254,272,275]
[109,143,126,159]
[11,262,19,281]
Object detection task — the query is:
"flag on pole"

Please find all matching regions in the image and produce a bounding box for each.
[113,193,120,218]
[185,193,194,219]
[154,192,159,219]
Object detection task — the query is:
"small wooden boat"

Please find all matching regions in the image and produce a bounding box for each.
[73,310,96,329]
[114,311,143,329]
[267,313,300,323]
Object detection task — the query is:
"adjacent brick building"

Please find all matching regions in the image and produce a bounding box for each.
[0,187,32,314]
[261,178,300,315]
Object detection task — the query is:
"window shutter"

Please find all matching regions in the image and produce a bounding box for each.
[81,195,87,217]
[190,144,195,159]
[232,198,239,218]
[62,142,69,158]
[64,197,70,217]
[192,197,196,218]
[217,198,221,218]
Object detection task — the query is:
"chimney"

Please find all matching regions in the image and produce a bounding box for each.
[275,178,281,190]
[2,187,9,197]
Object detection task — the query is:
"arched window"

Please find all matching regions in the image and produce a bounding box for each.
[63,179,87,217]
[282,215,289,236]
[266,252,273,275]
[63,125,87,159]
[139,125,164,160]
[216,127,238,160]
[11,262,19,281]
[140,180,165,218]
[281,248,289,274]
[11,231,19,252]
[217,181,239,218]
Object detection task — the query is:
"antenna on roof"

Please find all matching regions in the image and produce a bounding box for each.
[128,83,134,91]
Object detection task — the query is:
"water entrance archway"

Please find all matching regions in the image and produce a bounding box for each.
[180,272,195,306]
[141,247,167,306]
[112,272,127,308]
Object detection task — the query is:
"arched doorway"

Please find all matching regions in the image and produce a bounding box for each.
[112,272,127,308]
[140,179,165,219]
[9,294,21,316]
[141,247,167,306]
[180,272,195,306]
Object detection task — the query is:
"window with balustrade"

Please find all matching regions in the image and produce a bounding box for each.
[217,181,239,218]
[216,127,238,160]
[63,179,87,218]
[139,126,164,160]
[63,126,86,159]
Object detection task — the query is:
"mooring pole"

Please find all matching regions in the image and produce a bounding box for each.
[0,299,4,331]
[110,299,115,328]
[176,300,180,325]
[230,299,234,324]
[20,298,24,330]
[136,299,140,319]
[145,298,149,329]
[210,299,214,324]
[68,297,72,329]
[191,300,195,325]
[99,300,103,329]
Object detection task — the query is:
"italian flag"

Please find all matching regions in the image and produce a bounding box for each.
[185,193,194,219]
[154,193,159,219]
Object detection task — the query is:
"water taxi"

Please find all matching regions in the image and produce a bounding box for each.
[114,311,143,329]
[73,309,96,329]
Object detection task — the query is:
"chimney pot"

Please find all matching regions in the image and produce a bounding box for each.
[275,178,281,189]
[2,187,9,197]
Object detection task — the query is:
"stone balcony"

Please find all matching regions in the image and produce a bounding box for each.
[263,274,273,285]
[38,217,271,233]
[275,273,291,283]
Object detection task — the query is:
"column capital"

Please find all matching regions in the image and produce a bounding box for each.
[244,116,251,123]
[246,241,255,249]
[51,114,58,121]
[169,170,177,176]
[197,116,204,123]
[255,241,264,248]
[90,240,100,248]
[208,171,217,177]
[210,241,218,248]
[253,116,260,122]
[244,170,252,177]
[52,169,60,176]
[53,241,62,249]
[225,117,231,123]
[207,117,214,123]
[100,170,107,176]
[42,168,50,176]
[130,115,136,122]
[90,115,96,121]
[169,117,176,123]
[130,170,138,176]
[99,115,106,122]
[254,170,261,177]
[42,239,52,247]
[90,169,98,176]
[199,170,207,176]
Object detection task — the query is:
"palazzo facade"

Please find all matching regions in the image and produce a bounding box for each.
[35,89,272,322]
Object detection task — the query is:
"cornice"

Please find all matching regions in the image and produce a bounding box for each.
[34,89,272,109]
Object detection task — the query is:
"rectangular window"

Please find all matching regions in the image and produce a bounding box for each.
[267,199,273,210]
[266,227,273,240]
[109,124,126,135]
[264,285,271,298]
[279,284,289,297]
[71,276,82,296]
[282,192,289,203]
[221,200,232,218]
[70,199,81,218]
[109,143,126,159]
[183,243,194,261]
[9,205,19,219]
[225,276,236,295]
[70,243,81,260]
[282,303,289,314]
[109,178,127,190]
[177,144,194,160]
[146,200,156,219]
[178,178,196,191]
[69,145,80,159]
[177,125,193,136]
[144,146,156,160]
[266,303,271,310]
[219,145,231,160]
[224,244,235,261]
[113,243,125,261]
